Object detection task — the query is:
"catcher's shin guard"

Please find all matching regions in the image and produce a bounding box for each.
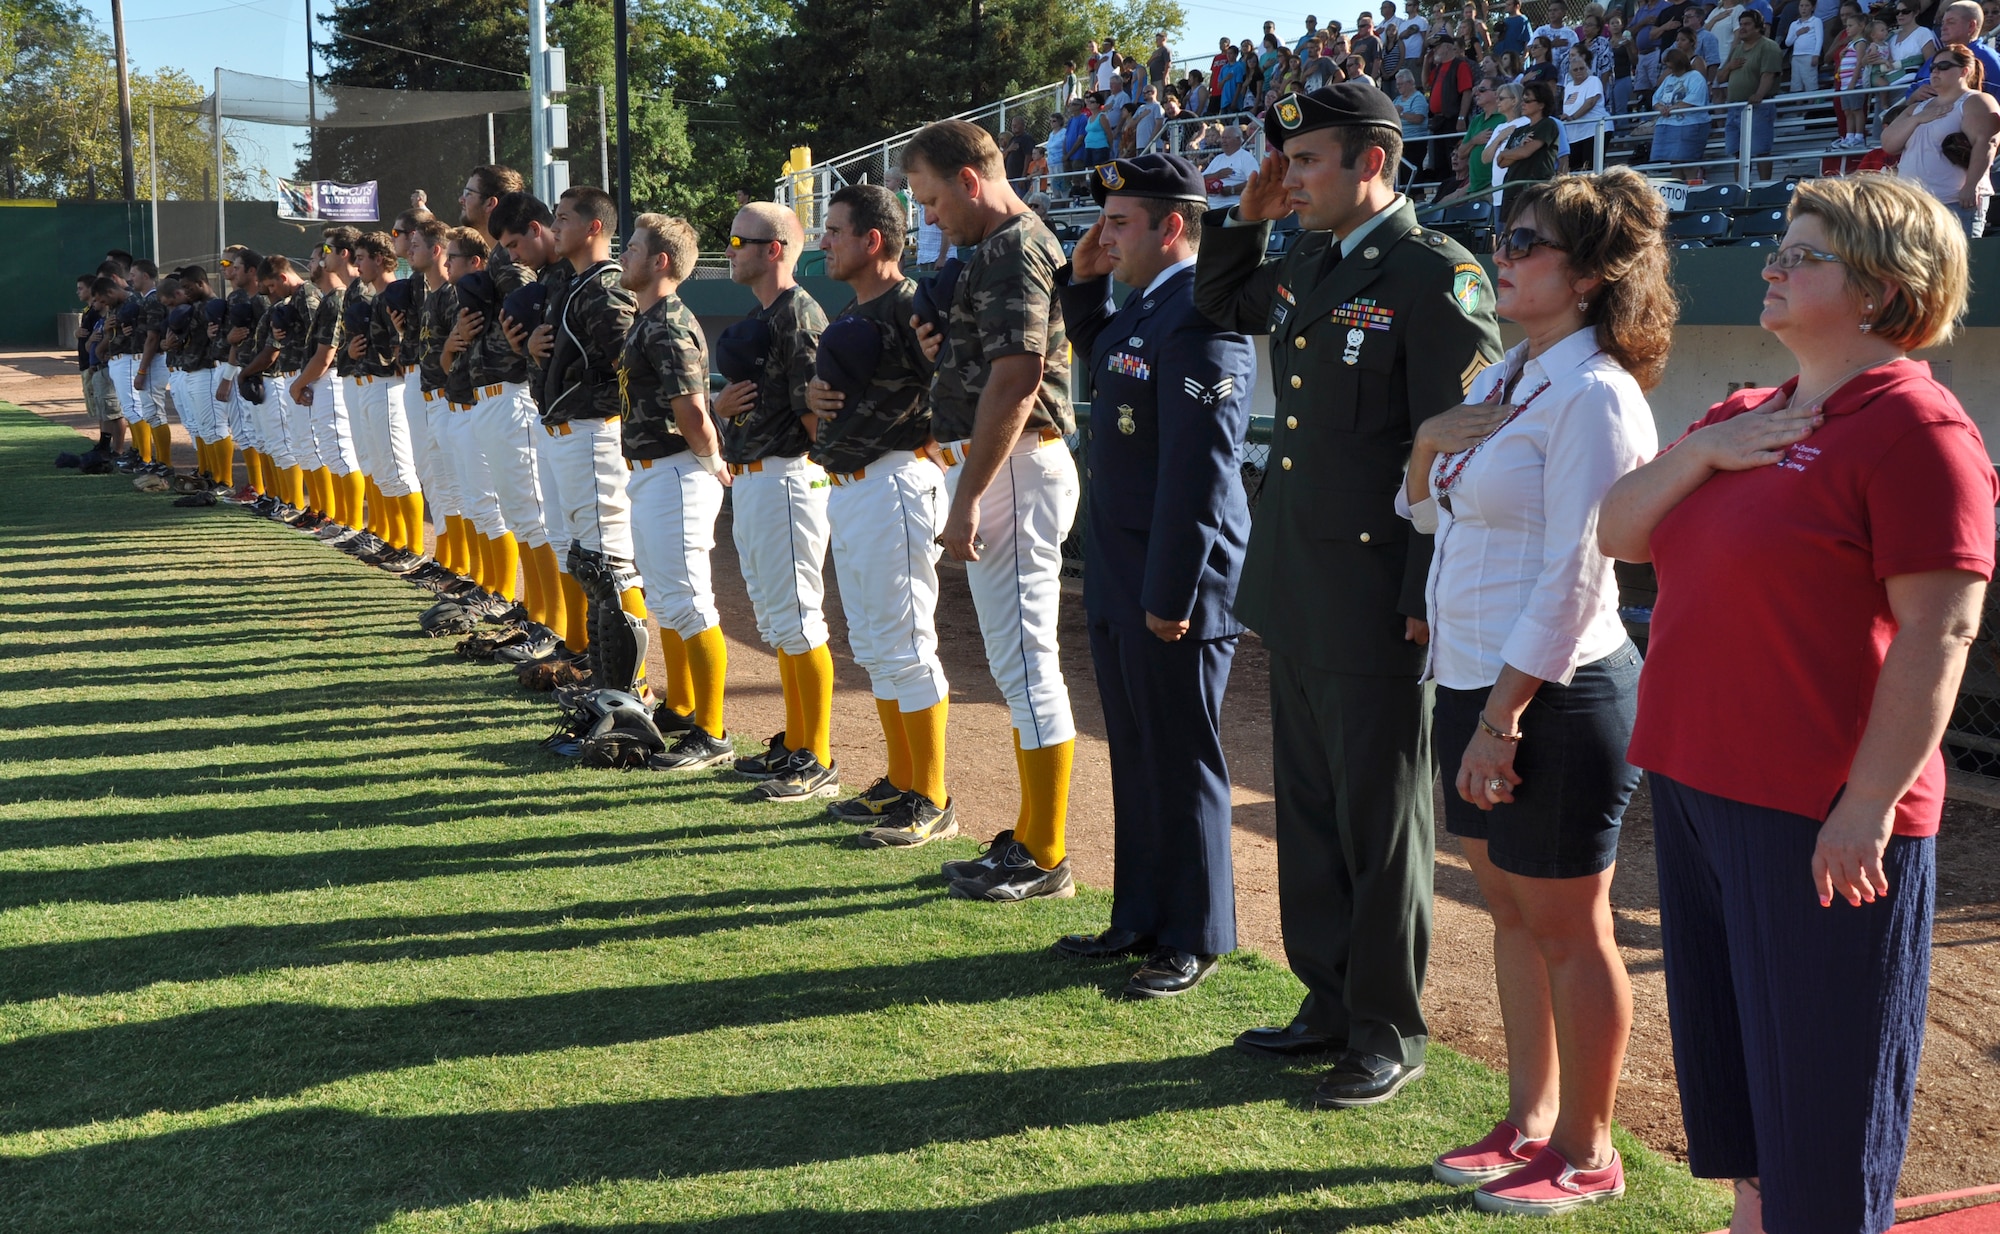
[570,546,647,694]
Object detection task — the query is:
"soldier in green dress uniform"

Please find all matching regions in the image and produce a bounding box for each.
[1193,82,1503,1108]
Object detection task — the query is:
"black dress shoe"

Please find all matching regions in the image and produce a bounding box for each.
[1121,949,1217,999]
[1051,927,1156,961]
[1234,1019,1342,1060]
[1311,1051,1426,1108]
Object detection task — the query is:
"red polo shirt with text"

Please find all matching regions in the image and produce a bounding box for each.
[1628,361,1998,837]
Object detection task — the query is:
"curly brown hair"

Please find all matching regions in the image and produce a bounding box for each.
[1503,167,1678,390]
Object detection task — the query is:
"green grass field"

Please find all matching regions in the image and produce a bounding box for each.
[0,404,1731,1233]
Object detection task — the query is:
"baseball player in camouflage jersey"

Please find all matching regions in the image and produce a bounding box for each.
[903,119,1081,901]
[166,269,220,487]
[616,212,737,772]
[386,208,452,574]
[339,234,398,558]
[351,231,426,567]
[98,276,138,458]
[805,183,957,847]
[296,232,363,532]
[261,256,325,523]
[404,218,484,585]
[436,229,515,604]
[128,261,171,468]
[715,201,839,803]
[211,248,267,502]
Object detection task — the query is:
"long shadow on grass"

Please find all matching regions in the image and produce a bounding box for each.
[0,880,940,1004]
[0,952,1133,1135]
[0,1069,1391,1232]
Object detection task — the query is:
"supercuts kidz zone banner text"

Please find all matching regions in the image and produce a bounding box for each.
[275,178,379,222]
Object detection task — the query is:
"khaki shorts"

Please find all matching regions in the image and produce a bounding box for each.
[84,367,118,427]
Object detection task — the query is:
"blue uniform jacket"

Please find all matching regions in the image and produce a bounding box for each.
[1059,263,1255,640]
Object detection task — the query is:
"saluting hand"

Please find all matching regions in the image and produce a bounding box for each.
[1687,390,1822,471]
[1235,150,1295,222]
[1070,220,1116,281]
[911,316,943,364]
[805,377,845,418]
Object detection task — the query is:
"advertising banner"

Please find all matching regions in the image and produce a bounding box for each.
[275,178,380,222]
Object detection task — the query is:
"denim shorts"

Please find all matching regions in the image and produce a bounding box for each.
[1435,641,1644,879]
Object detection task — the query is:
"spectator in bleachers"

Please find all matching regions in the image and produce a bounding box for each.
[1527,35,1563,80]
[1001,115,1035,189]
[1134,85,1167,152]
[1355,11,1388,75]
[1692,2,1728,76]
[1721,10,1783,178]
[1098,37,1121,90]
[1498,0,1534,51]
[1295,12,1322,52]
[1829,4,1872,146]
[1607,14,1639,110]
[1673,23,1715,76]
[1240,38,1267,108]
[1084,92,1116,166]
[1062,61,1082,106]
[1632,0,1680,98]
[1210,37,1233,107]
[1200,122,1260,207]
[1883,43,1999,234]
[1397,68,1435,145]
[1484,79,1532,173]
[1217,44,1250,112]
[1651,46,1715,164]
[1906,1,2000,97]
[1057,99,1087,189]
[1496,80,1562,203]
[1431,35,1481,177]
[1451,75,1512,200]
[1563,48,1614,167]
[1785,5,1825,87]
[1581,12,1618,81]
[1149,31,1173,89]
[1888,0,1939,83]
[1536,0,1583,53]
[1024,140,1051,194]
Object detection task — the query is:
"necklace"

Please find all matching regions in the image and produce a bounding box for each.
[1785,356,1900,416]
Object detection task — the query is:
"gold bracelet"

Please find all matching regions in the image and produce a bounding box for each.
[1479,713,1524,743]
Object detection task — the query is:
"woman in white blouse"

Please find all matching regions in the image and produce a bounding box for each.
[1561,48,1611,169]
[1399,167,1677,1216]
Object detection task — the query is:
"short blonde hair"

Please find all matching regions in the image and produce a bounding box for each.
[735,200,804,254]
[631,213,698,282]
[1789,174,1969,352]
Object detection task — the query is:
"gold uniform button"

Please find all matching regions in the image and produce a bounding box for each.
[1285,415,1297,429]
[1360,532,1372,543]
[1293,336,1306,350]
[1281,457,1293,471]
[1289,375,1303,389]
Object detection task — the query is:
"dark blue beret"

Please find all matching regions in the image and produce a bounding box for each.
[813,315,884,412]
[455,271,498,320]
[501,281,548,327]
[166,306,193,335]
[912,256,963,336]
[1089,153,1208,206]
[342,295,374,335]
[203,297,230,325]
[1267,83,1402,151]
[227,299,259,329]
[713,318,771,385]
[382,278,415,314]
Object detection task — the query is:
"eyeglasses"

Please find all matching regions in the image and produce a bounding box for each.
[728,234,786,249]
[1764,244,1845,270]
[1934,58,1967,69]
[1493,227,1567,259]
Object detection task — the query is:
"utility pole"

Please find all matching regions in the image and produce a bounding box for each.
[614,0,632,237]
[148,105,159,261]
[305,0,317,184]
[109,0,136,200]
[215,67,227,258]
[529,0,570,199]
[598,85,610,191]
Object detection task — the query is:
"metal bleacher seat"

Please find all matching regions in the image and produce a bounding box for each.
[1674,239,1711,250]
[1667,211,1731,240]
[1683,183,1744,213]
[1746,179,1799,209]
[1729,207,1789,239]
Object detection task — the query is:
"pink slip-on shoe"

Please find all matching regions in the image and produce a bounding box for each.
[1472,1147,1624,1215]
[1433,1120,1551,1186]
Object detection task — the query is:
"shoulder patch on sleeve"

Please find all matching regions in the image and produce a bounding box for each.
[1450,263,1487,318]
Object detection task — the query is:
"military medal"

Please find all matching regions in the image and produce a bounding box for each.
[1343,327,1364,366]
[1116,404,1136,435]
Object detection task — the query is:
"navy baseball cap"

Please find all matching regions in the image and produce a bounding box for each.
[268,303,295,335]
[501,281,548,327]
[382,278,416,314]
[203,297,230,326]
[115,299,143,325]
[912,256,964,336]
[713,318,772,385]
[1267,83,1401,150]
[1089,153,1208,206]
[166,305,193,335]
[813,316,884,412]
[454,271,498,320]
[227,299,259,329]
[342,295,374,336]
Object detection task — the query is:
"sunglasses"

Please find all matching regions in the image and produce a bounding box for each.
[1493,227,1567,259]
[1934,58,1967,69]
[219,258,235,269]
[728,234,786,249]
[1764,244,1844,270]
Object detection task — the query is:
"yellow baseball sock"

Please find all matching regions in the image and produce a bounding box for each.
[131,421,151,463]
[902,700,949,809]
[518,542,547,623]
[445,516,468,574]
[1012,732,1029,834]
[218,437,235,486]
[777,650,801,750]
[340,471,366,528]
[688,624,728,737]
[492,532,520,602]
[1014,737,1074,869]
[559,570,589,651]
[399,494,425,555]
[156,433,172,470]
[284,465,305,508]
[658,628,695,719]
[307,466,330,514]
[470,533,493,591]
[364,477,385,538]
[193,438,208,479]
[618,585,650,691]
[876,698,914,792]
[794,643,835,766]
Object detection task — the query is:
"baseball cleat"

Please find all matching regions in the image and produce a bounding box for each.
[647,729,736,771]
[855,794,958,849]
[940,828,1017,882]
[827,777,908,820]
[286,510,326,530]
[947,840,1076,902]
[375,549,425,574]
[314,521,355,542]
[733,732,792,779]
[491,625,561,664]
[748,751,840,802]
[652,705,699,739]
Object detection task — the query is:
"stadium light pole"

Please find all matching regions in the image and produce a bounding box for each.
[109,0,136,200]
[530,0,549,198]
[614,0,632,237]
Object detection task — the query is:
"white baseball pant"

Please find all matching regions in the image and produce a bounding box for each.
[219,366,259,452]
[345,374,381,479]
[730,453,831,656]
[283,375,326,471]
[941,431,1079,750]
[311,374,358,475]
[106,355,135,422]
[828,450,949,712]
[181,368,219,442]
[417,386,464,520]
[533,429,571,559]
[628,450,725,639]
[376,373,421,498]
[260,375,299,469]
[132,355,169,426]
[445,399,505,536]
[543,418,632,561]
[467,381,548,547]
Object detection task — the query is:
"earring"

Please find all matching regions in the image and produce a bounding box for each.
[1860,304,1875,333]
[1577,299,1589,313]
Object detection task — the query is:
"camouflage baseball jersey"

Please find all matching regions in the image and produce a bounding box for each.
[276,283,322,373]
[307,282,341,368]
[334,282,371,377]
[397,278,427,367]
[930,210,1073,442]
[101,300,135,357]
[134,290,168,359]
[419,278,473,403]
[719,284,826,465]
[543,260,635,425]
[810,279,933,476]
[468,262,531,386]
[523,258,573,409]
[217,289,266,366]
[618,292,708,462]
[360,283,402,377]
[174,299,214,370]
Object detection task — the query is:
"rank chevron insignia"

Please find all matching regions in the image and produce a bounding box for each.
[1183,375,1235,405]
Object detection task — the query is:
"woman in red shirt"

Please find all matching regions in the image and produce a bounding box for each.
[1599,174,1995,1234]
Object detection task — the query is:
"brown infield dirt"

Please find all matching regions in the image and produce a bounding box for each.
[7,348,1996,1211]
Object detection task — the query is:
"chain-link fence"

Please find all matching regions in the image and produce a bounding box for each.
[1945,586,2000,782]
